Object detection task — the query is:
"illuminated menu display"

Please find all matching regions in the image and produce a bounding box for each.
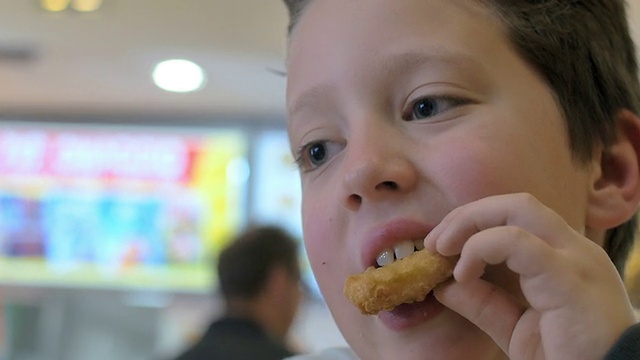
[0,131,194,181]
[0,126,247,292]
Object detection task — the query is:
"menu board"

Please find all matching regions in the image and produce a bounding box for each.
[0,124,247,292]
[251,130,322,297]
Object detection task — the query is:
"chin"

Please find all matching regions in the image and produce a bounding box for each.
[345,308,504,360]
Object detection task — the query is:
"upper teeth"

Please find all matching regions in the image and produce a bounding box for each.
[376,239,424,267]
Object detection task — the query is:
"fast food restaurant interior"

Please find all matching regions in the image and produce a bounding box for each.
[0,1,348,359]
[1,1,640,359]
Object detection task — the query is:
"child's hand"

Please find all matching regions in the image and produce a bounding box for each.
[423,193,637,360]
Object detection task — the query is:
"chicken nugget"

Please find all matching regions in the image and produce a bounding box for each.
[344,249,455,315]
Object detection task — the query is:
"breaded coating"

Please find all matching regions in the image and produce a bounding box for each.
[344,250,456,315]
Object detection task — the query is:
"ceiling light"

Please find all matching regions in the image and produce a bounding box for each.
[71,0,102,12]
[152,59,206,93]
[40,0,70,12]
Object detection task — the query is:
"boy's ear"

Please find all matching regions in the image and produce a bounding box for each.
[587,109,640,230]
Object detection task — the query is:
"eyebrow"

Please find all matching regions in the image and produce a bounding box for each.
[288,50,485,119]
[288,83,337,120]
[376,50,486,85]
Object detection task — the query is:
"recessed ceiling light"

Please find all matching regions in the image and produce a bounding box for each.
[40,0,70,12]
[71,0,103,12]
[152,59,206,93]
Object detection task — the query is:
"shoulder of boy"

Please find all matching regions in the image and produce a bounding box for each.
[285,347,359,360]
[604,322,640,359]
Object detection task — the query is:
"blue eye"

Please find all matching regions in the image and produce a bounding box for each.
[406,96,468,121]
[294,141,328,171]
[295,140,342,172]
[413,99,438,119]
[308,142,326,166]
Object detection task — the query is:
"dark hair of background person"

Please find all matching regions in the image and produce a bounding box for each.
[217,224,300,301]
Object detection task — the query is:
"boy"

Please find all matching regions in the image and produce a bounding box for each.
[282,0,640,359]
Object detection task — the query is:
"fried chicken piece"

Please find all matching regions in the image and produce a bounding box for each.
[344,249,456,315]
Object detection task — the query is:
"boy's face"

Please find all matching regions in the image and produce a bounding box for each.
[286,0,596,358]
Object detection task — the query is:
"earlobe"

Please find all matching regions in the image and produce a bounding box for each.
[587,109,640,230]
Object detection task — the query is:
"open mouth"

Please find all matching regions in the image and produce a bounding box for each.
[375,239,425,267]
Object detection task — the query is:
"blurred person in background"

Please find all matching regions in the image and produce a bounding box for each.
[173,225,303,360]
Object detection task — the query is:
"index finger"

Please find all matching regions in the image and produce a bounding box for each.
[424,193,571,257]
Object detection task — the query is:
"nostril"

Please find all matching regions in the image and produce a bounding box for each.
[379,181,398,190]
[348,194,362,207]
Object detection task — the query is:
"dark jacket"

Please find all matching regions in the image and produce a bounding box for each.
[173,317,296,360]
[605,322,640,359]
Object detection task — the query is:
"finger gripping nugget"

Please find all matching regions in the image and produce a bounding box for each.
[344,250,455,315]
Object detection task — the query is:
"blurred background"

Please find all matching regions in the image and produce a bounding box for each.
[0,1,347,359]
[0,1,639,360]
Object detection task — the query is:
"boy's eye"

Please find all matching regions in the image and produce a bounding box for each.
[295,140,342,172]
[308,142,326,166]
[405,96,467,121]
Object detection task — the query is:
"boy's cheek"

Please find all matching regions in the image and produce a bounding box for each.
[428,144,515,203]
[302,201,340,268]
[302,198,356,294]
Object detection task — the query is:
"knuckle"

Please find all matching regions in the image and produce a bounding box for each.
[514,192,539,207]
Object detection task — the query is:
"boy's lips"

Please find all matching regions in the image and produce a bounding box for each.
[361,218,435,269]
[378,292,446,331]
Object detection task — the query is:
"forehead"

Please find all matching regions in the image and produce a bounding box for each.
[285,0,509,110]
[288,0,494,45]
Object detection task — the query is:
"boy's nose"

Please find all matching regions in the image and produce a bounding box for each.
[341,128,418,211]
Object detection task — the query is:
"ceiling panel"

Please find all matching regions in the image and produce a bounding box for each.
[0,1,639,122]
[0,0,290,120]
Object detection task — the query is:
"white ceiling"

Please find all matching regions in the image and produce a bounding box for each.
[0,1,639,123]
[0,0,290,122]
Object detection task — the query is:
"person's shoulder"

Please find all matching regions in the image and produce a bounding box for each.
[285,347,359,360]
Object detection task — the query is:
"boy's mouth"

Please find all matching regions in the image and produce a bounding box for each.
[347,239,455,316]
[375,239,425,267]
[378,292,446,331]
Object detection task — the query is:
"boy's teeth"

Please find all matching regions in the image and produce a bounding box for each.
[376,240,424,267]
[394,240,415,260]
[376,248,394,267]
